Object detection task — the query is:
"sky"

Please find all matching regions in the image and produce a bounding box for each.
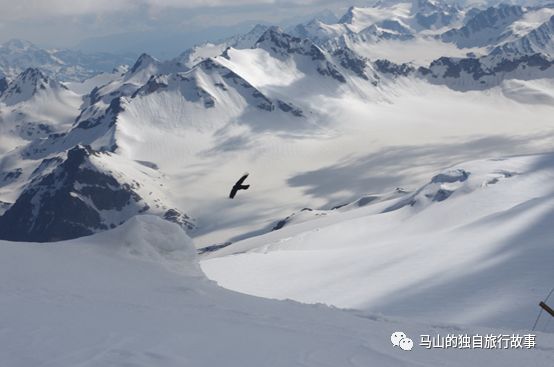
[0,0,366,58]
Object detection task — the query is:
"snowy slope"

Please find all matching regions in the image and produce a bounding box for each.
[178,24,269,68]
[442,4,525,47]
[0,68,81,154]
[494,14,554,56]
[2,215,554,367]
[63,66,128,95]
[202,152,554,331]
[291,20,352,45]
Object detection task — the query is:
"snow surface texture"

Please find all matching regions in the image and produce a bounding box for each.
[2,215,554,367]
[202,153,554,332]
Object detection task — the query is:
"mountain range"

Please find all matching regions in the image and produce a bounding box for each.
[0,0,553,245]
[3,1,554,365]
[0,39,136,81]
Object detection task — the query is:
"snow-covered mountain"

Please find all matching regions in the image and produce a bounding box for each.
[0,39,135,81]
[0,67,70,106]
[170,2,554,71]
[252,26,379,85]
[411,0,463,29]
[493,13,554,56]
[442,4,525,47]
[21,49,311,163]
[290,0,462,48]
[178,24,269,68]
[0,68,81,156]
[0,145,193,242]
[441,4,554,58]
[2,8,554,243]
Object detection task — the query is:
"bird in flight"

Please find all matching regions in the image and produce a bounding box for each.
[229,173,250,199]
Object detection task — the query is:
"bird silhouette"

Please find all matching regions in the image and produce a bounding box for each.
[229,173,250,199]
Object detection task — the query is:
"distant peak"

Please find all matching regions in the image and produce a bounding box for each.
[2,38,35,50]
[256,26,301,49]
[250,24,269,33]
[338,6,357,24]
[12,67,51,88]
[0,67,65,106]
[7,67,50,90]
[129,53,158,74]
[19,67,47,80]
[262,25,285,35]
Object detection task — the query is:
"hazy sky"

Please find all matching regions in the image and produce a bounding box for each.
[0,0,370,57]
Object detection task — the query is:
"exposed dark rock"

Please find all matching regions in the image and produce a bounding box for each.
[0,77,7,95]
[132,75,168,97]
[442,5,524,47]
[333,48,370,80]
[374,60,415,77]
[317,62,346,83]
[420,53,553,86]
[198,242,233,254]
[0,168,22,186]
[75,97,124,130]
[0,145,194,242]
[277,100,303,117]
[431,169,470,183]
[163,209,195,231]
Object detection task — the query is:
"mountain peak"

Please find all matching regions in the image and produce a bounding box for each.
[256,26,299,52]
[129,53,159,74]
[18,67,47,81]
[338,6,357,24]
[249,23,269,34]
[0,67,65,105]
[1,38,35,51]
[257,25,286,39]
[441,4,524,48]
[255,26,324,60]
[0,145,194,242]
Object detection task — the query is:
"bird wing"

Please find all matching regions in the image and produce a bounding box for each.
[229,186,238,199]
[235,173,249,186]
